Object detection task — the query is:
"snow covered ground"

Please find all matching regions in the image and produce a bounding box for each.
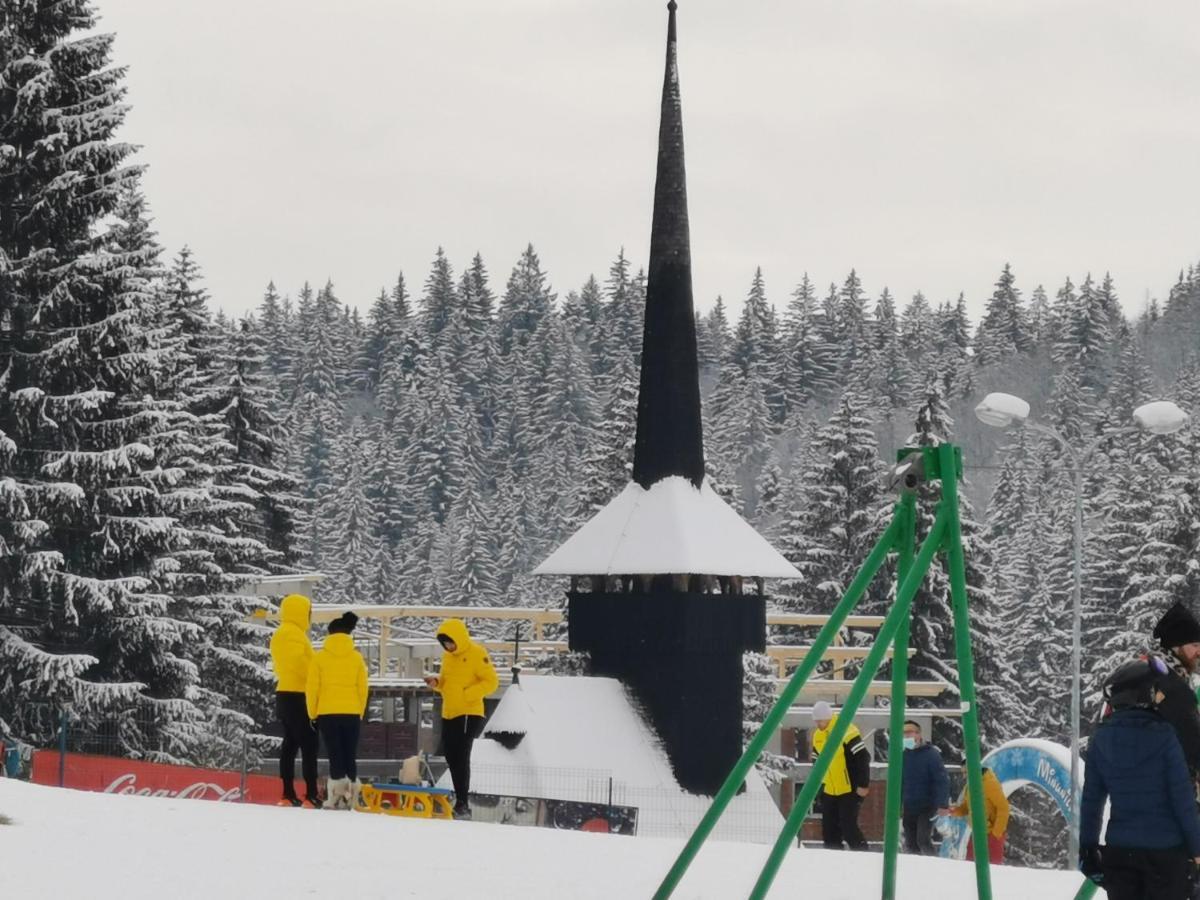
[0,779,1084,899]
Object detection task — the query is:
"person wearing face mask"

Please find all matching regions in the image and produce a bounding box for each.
[1080,658,1200,899]
[900,720,950,855]
[1150,602,1200,783]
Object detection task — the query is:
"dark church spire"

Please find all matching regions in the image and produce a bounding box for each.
[631,0,705,490]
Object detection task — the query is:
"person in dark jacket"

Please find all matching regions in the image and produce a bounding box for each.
[1080,658,1200,900]
[1151,602,1200,781]
[901,720,950,854]
[810,701,872,850]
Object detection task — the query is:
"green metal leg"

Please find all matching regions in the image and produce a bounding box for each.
[881,494,917,899]
[651,515,905,900]
[747,510,950,900]
[942,442,994,900]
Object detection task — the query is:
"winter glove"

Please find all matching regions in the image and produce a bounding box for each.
[1078,846,1103,885]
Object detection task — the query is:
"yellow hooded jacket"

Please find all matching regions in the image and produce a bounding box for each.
[306,632,369,719]
[811,715,871,796]
[269,594,313,693]
[952,767,1010,838]
[434,619,499,720]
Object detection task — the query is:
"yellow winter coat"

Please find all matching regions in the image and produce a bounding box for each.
[269,594,313,692]
[306,632,370,719]
[952,768,1010,837]
[811,716,866,796]
[433,619,499,720]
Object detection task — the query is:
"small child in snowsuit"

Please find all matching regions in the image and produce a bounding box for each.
[1080,658,1200,900]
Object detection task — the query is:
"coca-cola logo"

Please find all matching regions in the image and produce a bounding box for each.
[103,773,244,802]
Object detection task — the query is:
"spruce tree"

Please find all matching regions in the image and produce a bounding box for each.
[0,3,200,751]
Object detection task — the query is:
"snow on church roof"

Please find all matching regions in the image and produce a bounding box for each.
[533,476,800,578]
[455,675,783,843]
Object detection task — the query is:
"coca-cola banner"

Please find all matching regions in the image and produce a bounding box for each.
[30,750,299,805]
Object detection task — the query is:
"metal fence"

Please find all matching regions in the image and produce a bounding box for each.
[466,763,782,844]
[7,708,784,845]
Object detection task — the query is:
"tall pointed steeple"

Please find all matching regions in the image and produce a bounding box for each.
[632,0,704,490]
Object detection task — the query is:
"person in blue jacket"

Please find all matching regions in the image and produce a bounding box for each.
[1080,658,1200,899]
[901,720,950,854]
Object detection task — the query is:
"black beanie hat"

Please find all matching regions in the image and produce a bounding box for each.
[328,611,359,635]
[1153,602,1200,649]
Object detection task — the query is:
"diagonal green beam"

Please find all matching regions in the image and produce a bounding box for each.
[747,507,951,900]
[652,514,906,900]
[942,441,994,900]
[881,492,917,899]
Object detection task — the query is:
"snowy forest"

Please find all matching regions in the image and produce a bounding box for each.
[2,0,1200,869]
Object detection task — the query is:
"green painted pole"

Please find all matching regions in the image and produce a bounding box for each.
[1073,879,1099,900]
[941,442,993,900]
[881,493,917,900]
[747,510,950,900]
[652,515,905,900]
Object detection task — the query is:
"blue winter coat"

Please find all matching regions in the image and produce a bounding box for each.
[1081,708,1200,855]
[902,743,950,812]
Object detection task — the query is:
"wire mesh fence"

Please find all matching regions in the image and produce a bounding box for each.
[6,708,785,844]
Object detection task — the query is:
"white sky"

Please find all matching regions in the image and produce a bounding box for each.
[98,0,1200,321]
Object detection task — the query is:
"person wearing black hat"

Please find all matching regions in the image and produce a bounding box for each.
[1080,658,1200,899]
[306,611,369,810]
[1151,602,1200,781]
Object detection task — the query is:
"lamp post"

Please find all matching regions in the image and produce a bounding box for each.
[974,392,1190,867]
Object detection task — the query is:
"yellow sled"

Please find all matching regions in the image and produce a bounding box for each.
[356,782,455,820]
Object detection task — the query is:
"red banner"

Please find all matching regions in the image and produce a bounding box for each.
[30,750,300,805]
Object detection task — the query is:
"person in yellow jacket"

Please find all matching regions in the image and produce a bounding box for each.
[951,766,1010,864]
[269,593,320,808]
[811,701,872,850]
[306,611,369,810]
[423,618,499,819]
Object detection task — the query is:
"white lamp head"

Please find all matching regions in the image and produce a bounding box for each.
[974,392,1031,429]
[1132,400,1190,436]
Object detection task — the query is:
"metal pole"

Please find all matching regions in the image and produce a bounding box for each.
[1022,423,1119,866]
[881,492,917,900]
[239,734,249,803]
[1068,460,1083,866]
[942,442,993,900]
[58,709,67,787]
[652,515,905,900]
[747,509,950,900]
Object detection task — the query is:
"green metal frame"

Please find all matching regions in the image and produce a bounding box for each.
[653,443,995,900]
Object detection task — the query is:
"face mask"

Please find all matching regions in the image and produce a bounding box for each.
[902,737,917,750]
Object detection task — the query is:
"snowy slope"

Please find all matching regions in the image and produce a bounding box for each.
[0,779,1085,899]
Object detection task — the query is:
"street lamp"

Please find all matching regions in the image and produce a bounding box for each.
[974,392,1189,866]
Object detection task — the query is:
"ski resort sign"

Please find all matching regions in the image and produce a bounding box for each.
[939,738,1077,860]
[31,751,298,805]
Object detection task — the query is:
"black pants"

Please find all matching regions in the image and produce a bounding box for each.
[441,715,485,809]
[276,692,318,800]
[1101,846,1191,900]
[821,792,868,849]
[903,807,936,855]
[318,715,361,781]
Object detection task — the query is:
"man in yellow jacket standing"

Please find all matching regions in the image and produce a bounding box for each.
[424,618,499,819]
[811,700,872,850]
[269,594,320,808]
[306,611,369,810]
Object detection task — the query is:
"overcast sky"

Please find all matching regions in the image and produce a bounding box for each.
[97,0,1200,322]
